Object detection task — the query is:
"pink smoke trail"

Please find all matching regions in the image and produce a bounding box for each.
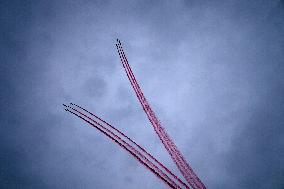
[69,103,190,189]
[116,40,206,189]
[64,104,188,189]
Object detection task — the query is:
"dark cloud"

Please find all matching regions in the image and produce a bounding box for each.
[1,0,283,188]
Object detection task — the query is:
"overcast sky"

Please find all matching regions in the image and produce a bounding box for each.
[1,0,283,188]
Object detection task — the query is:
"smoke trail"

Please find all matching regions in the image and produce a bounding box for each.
[116,40,206,189]
[70,103,189,189]
[64,104,187,188]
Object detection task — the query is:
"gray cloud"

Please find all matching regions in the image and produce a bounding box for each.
[1,0,283,188]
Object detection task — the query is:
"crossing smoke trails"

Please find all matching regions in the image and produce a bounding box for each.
[64,40,206,188]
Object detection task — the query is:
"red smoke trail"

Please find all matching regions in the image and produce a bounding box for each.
[116,40,184,171]
[67,103,186,188]
[116,42,192,185]
[64,104,188,189]
[116,40,195,187]
[70,103,190,189]
[63,39,206,188]
[117,40,204,189]
[64,108,176,188]
[116,40,206,189]
[116,42,196,188]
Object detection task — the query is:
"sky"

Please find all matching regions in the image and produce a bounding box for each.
[1,0,283,188]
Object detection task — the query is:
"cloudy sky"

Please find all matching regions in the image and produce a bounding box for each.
[1,0,283,188]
